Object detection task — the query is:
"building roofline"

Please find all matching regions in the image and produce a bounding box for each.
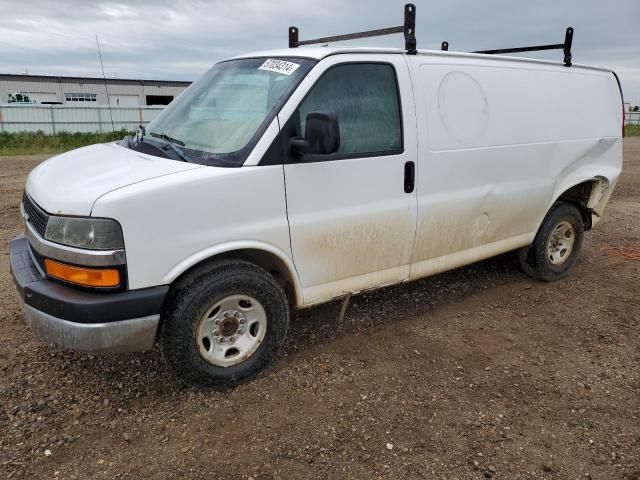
[0,73,191,85]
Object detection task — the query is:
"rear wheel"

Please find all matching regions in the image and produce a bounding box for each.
[160,259,289,389]
[518,202,584,282]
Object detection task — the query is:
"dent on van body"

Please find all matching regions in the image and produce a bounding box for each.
[409,137,621,274]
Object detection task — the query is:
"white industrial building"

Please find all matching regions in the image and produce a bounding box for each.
[0,73,191,106]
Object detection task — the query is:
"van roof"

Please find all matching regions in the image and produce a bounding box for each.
[231,46,614,75]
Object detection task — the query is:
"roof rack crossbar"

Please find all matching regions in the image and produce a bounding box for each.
[441,27,574,67]
[293,26,404,47]
[289,3,417,54]
[469,27,574,67]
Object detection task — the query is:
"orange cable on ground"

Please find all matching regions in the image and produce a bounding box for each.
[600,245,640,260]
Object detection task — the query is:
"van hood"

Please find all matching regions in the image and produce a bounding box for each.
[25,143,203,216]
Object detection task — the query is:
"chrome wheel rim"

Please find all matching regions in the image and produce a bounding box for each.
[547,221,576,266]
[196,294,267,367]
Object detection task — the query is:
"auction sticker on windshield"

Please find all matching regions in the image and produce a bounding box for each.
[258,59,300,75]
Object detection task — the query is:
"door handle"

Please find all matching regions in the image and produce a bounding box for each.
[404,161,415,193]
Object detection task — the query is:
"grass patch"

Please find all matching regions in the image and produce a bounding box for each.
[626,124,640,137]
[1,126,638,156]
[0,130,131,155]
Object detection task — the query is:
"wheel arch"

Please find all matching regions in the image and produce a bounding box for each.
[544,175,613,232]
[163,242,303,308]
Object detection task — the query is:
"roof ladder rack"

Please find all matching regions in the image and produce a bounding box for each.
[289,3,417,54]
[441,27,574,67]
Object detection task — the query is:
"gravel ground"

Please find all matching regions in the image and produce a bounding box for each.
[0,140,639,479]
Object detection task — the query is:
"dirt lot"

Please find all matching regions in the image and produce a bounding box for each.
[0,140,639,480]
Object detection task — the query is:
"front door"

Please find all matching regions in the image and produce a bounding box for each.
[279,55,418,306]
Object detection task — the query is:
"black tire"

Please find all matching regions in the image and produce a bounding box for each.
[518,202,584,282]
[160,259,289,389]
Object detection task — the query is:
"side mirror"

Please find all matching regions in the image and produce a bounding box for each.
[291,111,340,156]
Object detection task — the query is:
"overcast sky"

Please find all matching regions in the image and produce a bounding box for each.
[1,0,639,103]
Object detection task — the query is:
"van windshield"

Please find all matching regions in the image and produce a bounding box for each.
[146,57,315,167]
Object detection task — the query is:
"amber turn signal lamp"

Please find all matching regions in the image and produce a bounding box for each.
[44,259,120,288]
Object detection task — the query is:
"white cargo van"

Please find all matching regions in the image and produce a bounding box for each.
[10,6,624,387]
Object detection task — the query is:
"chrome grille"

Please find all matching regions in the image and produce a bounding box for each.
[22,193,49,237]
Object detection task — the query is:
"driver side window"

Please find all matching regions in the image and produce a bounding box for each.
[298,63,403,156]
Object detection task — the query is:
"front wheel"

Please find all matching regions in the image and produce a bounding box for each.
[160,260,289,389]
[518,202,584,282]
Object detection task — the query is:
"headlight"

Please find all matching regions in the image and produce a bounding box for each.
[45,217,124,250]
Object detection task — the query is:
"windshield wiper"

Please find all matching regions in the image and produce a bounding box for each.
[149,132,191,162]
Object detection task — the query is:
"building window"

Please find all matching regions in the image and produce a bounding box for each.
[146,95,173,106]
[65,93,97,102]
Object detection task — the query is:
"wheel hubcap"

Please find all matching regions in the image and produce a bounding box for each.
[196,295,267,367]
[219,315,239,336]
[547,221,576,266]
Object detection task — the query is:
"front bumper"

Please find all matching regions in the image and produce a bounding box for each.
[10,236,169,353]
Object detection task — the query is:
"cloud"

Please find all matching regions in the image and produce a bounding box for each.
[1,0,639,101]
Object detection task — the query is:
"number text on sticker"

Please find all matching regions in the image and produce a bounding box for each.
[259,59,300,76]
